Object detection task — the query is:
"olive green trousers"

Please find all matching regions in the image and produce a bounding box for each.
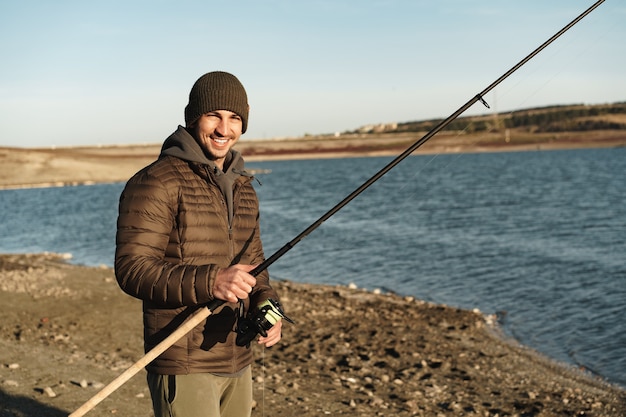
[147,367,252,417]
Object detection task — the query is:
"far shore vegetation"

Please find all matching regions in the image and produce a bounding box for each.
[353,102,626,136]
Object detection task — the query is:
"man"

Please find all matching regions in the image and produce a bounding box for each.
[115,71,283,417]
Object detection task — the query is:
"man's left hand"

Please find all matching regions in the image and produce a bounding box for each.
[258,320,282,347]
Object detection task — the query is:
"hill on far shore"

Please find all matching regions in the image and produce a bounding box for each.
[1,102,625,189]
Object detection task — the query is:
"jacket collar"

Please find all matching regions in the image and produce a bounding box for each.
[160,125,251,178]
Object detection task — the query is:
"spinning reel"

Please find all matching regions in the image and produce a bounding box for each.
[236,298,294,347]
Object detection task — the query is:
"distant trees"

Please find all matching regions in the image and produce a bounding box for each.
[354,102,626,135]
[508,103,626,131]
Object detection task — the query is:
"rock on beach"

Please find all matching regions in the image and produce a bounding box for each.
[0,253,625,417]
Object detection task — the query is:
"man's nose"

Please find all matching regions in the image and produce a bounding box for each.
[215,118,229,136]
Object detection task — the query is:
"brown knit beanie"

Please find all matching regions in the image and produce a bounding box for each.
[184,71,249,133]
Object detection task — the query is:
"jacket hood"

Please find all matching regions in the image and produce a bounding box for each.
[160,125,248,175]
[159,126,253,228]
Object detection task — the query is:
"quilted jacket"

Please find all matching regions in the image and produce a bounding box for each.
[115,125,278,375]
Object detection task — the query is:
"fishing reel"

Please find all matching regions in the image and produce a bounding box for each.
[236,298,294,347]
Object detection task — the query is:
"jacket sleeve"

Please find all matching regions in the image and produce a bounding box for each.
[114,171,218,308]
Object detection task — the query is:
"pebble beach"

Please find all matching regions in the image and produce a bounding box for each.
[1,253,625,417]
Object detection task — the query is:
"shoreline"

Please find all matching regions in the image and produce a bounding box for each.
[1,137,625,190]
[1,253,625,416]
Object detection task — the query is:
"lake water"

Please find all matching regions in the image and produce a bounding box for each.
[1,147,624,389]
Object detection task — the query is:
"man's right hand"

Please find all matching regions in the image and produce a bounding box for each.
[213,264,257,303]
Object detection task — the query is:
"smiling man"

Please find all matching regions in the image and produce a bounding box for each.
[192,109,244,169]
[115,71,284,417]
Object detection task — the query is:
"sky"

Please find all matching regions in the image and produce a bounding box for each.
[0,0,624,148]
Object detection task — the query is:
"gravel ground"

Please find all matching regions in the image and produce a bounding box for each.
[1,253,624,417]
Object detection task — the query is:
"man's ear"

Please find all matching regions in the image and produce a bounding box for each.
[186,117,200,129]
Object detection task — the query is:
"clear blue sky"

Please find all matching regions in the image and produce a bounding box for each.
[1,0,624,148]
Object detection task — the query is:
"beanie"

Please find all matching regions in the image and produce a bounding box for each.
[184,71,249,133]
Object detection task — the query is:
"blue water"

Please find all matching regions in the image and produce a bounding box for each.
[1,147,624,389]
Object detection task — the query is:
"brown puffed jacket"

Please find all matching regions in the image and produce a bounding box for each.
[115,126,278,375]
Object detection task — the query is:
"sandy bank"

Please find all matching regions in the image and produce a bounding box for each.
[1,130,625,189]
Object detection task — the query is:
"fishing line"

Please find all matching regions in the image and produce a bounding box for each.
[377,117,506,229]
[482,4,617,116]
[261,345,266,417]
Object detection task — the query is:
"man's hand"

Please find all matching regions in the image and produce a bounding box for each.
[258,320,282,347]
[213,264,257,303]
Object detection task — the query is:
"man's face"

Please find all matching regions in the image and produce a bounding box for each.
[193,110,243,169]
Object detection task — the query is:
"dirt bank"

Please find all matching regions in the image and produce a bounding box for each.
[1,129,625,189]
[1,253,624,417]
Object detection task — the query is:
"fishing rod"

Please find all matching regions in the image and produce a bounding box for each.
[68,1,604,415]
